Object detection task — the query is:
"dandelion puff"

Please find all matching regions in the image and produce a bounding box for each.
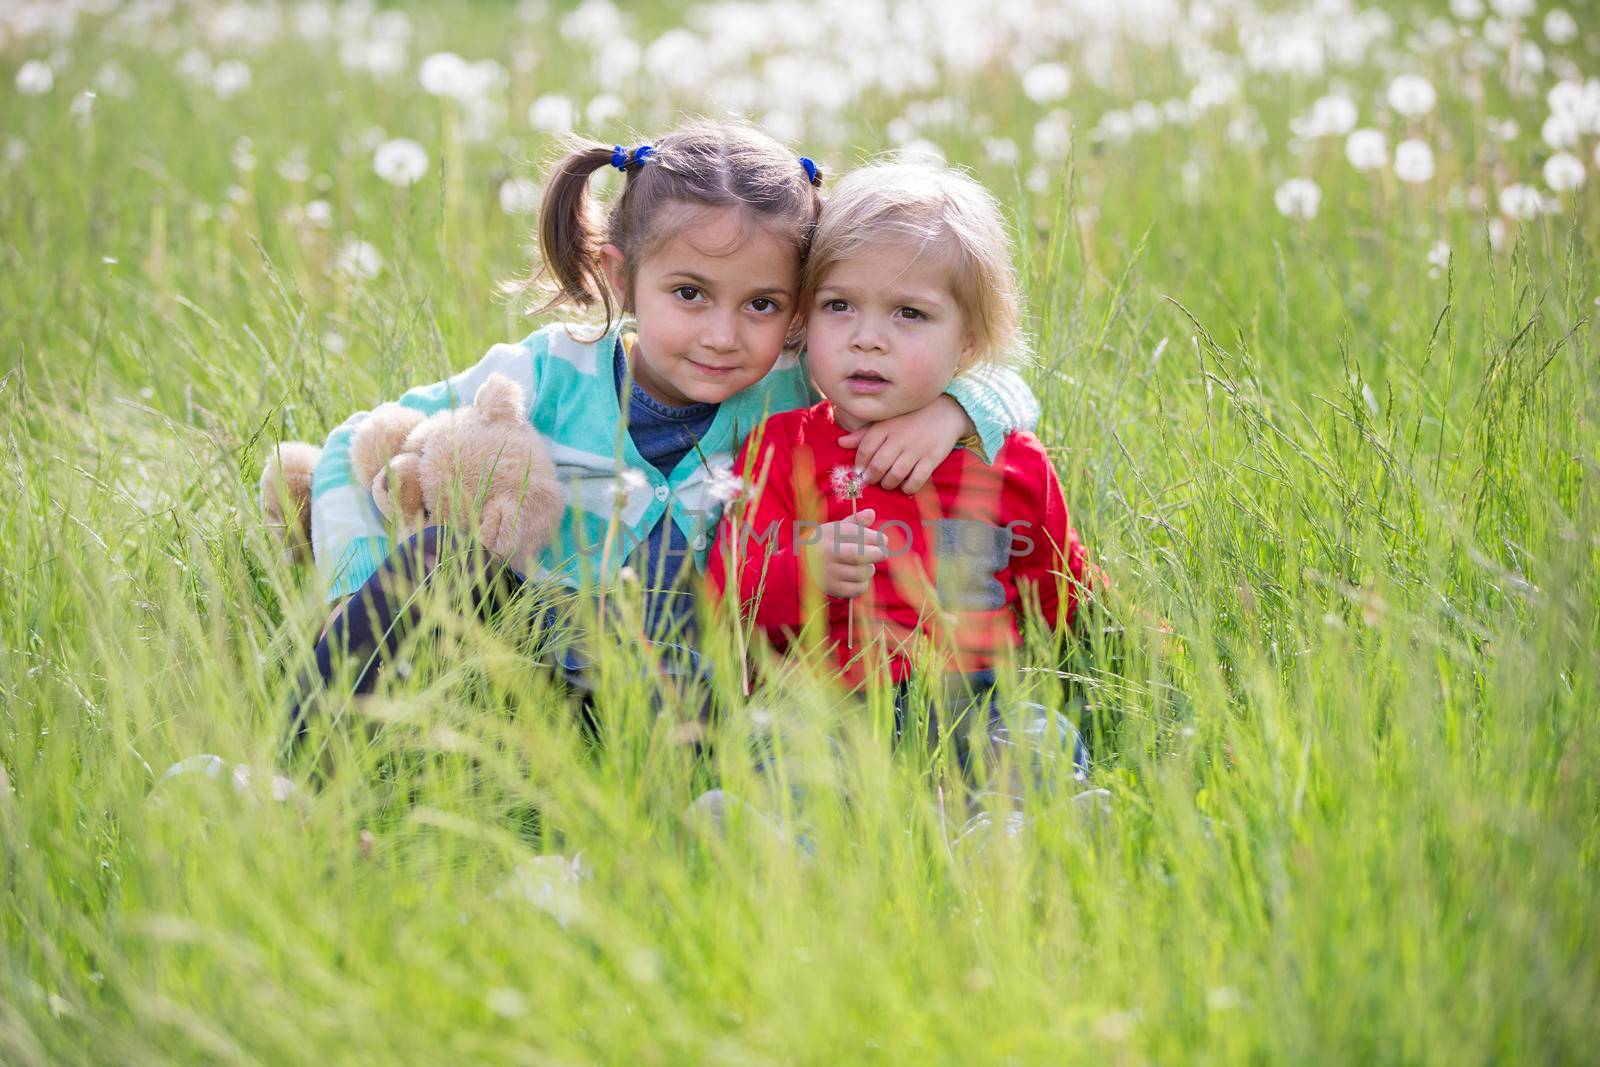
[1449,0,1484,18]
[1344,128,1388,170]
[830,465,866,501]
[830,464,867,649]
[1486,217,1507,250]
[334,237,383,280]
[1543,151,1585,191]
[528,93,575,133]
[612,467,648,506]
[1427,240,1451,277]
[1292,93,1357,139]
[69,90,95,128]
[1274,177,1321,220]
[1032,111,1071,161]
[15,60,53,96]
[498,176,539,215]
[586,92,625,126]
[704,459,745,505]
[1542,113,1580,149]
[1489,0,1534,18]
[982,136,1019,166]
[1394,139,1435,184]
[1498,182,1542,219]
[93,61,135,98]
[1387,74,1437,118]
[211,60,251,99]
[372,137,428,186]
[418,51,466,97]
[1544,9,1577,44]
[1021,62,1071,104]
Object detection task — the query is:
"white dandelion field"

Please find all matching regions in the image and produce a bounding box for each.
[3,0,1598,1062]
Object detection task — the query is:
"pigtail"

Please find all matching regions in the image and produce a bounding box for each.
[532,139,619,326]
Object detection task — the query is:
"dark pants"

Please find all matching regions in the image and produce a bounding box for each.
[891,670,1089,797]
[285,527,709,752]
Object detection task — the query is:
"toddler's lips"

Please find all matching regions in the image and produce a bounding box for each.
[687,358,738,377]
[844,370,890,395]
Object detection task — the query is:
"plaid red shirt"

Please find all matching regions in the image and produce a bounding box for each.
[708,400,1090,686]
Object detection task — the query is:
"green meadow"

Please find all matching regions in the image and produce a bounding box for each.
[3,0,1596,1062]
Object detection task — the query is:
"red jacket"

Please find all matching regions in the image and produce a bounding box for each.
[707,401,1089,686]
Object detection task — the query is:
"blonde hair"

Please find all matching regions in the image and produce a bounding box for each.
[801,160,1027,368]
[522,118,823,331]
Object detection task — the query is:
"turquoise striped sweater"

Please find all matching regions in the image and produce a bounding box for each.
[310,321,1040,601]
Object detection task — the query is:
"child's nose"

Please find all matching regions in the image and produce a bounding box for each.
[703,309,739,352]
[851,317,888,352]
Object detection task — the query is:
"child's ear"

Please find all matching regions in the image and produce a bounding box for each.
[959,331,978,369]
[599,244,630,311]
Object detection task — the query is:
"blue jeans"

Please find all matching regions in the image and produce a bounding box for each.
[285,527,711,749]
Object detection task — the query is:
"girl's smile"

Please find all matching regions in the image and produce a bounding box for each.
[602,206,800,408]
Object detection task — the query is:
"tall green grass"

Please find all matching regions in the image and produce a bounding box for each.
[3,2,1598,1063]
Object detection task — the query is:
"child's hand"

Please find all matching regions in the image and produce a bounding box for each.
[837,395,976,493]
[807,507,889,599]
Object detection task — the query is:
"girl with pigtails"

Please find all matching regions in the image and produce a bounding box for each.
[289,119,1039,742]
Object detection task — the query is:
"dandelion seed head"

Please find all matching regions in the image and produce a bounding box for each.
[1498,182,1542,220]
[69,90,95,128]
[1393,139,1436,184]
[528,93,576,133]
[1021,62,1071,104]
[704,460,746,505]
[830,465,866,501]
[1427,240,1451,278]
[1344,128,1388,170]
[211,59,251,100]
[1543,151,1585,191]
[334,237,383,280]
[1292,93,1358,139]
[418,51,466,97]
[1274,177,1321,220]
[372,137,428,186]
[15,60,53,96]
[1489,0,1534,18]
[1387,74,1437,118]
[498,176,539,215]
[1544,9,1577,45]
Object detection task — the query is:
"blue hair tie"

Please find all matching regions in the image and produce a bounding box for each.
[799,156,820,186]
[611,144,654,170]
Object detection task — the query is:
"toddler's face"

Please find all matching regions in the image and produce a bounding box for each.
[604,206,800,408]
[805,242,974,430]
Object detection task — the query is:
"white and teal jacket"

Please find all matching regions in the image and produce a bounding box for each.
[310,321,1040,601]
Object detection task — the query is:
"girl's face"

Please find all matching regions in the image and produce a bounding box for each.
[602,206,800,408]
[804,242,975,431]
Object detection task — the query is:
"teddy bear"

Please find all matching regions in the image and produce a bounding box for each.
[259,373,561,573]
[259,440,323,564]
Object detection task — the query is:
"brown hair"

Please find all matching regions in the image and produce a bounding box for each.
[800,160,1027,368]
[522,119,823,331]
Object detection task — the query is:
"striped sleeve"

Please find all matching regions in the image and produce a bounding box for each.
[943,363,1040,462]
[310,339,545,601]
